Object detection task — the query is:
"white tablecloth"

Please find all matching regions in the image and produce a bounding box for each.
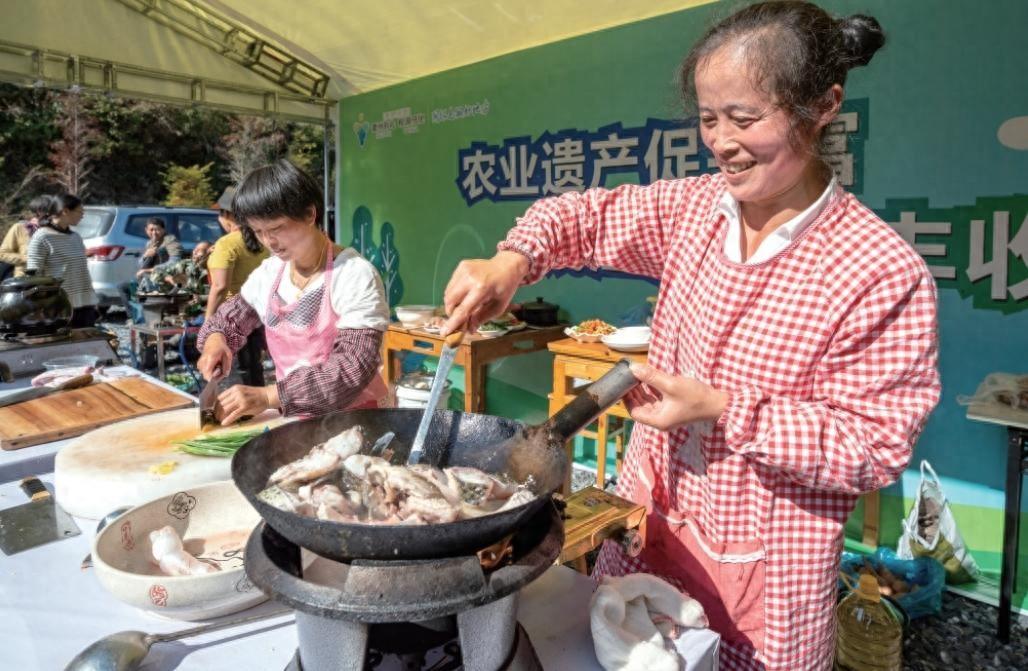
[0,366,195,484]
[0,474,719,670]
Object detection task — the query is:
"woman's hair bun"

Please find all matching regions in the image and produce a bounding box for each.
[838,14,885,68]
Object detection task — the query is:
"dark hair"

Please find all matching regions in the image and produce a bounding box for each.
[144,217,165,229]
[232,159,323,228]
[40,192,81,229]
[28,195,53,219]
[680,1,885,149]
[239,224,264,255]
[48,192,82,217]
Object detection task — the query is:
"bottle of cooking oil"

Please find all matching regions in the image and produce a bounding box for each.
[834,573,903,670]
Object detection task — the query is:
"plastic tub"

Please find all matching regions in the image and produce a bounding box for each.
[43,354,101,370]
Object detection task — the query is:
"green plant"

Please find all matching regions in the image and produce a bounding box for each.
[163,163,216,207]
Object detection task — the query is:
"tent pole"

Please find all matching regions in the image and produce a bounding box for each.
[323,118,332,241]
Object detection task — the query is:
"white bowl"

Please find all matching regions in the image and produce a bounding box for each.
[395,305,436,327]
[92,480,266,621]
[602,326,652,352]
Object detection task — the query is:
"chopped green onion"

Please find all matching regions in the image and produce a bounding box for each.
[174,427,267,458]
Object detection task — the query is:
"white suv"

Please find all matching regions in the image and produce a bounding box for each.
[78,206,223,309]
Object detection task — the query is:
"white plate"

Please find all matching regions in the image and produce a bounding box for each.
[602,326,651,352]
[477,326,509,338]
[419,325,441,334]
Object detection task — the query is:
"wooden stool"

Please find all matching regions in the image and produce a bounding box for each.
[560,486,647,574]
[575,414,631,489]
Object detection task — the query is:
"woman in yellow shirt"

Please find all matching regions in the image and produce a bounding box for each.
[207,187,269,385]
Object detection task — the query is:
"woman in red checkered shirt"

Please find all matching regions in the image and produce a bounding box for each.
[442,3,940,669]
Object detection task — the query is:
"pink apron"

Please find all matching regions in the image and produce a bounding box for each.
[264,250,388,411]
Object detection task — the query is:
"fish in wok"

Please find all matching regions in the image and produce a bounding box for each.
[257,425,536,525]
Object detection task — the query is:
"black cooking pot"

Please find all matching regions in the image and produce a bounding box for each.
[0,271,72,335]
[516,296,560,327]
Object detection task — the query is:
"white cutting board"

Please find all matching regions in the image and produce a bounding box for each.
[54,408,289,519]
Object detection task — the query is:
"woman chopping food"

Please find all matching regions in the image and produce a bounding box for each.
[197,159,390,425]
[441,3,940,669]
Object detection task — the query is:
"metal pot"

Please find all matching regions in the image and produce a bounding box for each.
[516,296,560,327]
[0,271,72,335]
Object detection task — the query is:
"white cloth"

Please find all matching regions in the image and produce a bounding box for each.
[590,573,708,671]
[240,247,389,331]
[720,177,836,264]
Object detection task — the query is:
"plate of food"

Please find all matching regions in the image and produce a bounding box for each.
[602,326,652,352]
[565,318,617,343]
[417,315,447,334]
[489,311,527,332]
[477,322,510,337]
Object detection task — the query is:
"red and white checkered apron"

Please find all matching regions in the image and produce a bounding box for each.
[502,174,940,670]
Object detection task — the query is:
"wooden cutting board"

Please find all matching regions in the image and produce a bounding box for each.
[54,407,289,520]
[0,377,196,451]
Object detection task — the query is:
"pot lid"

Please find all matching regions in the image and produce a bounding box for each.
[521,296,558,311]
[1,272,63,290]
[398,370,451,391]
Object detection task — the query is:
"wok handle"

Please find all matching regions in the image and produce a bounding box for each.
[545,358,639,442]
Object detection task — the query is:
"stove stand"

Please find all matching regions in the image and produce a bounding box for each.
[246,504,562,671]
[0,327,119,379]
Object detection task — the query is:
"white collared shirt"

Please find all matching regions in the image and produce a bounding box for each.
[720,178,836,264]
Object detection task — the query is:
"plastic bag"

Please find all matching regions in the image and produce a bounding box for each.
[897,461,979,584]
[957,372,1028,411]
[839,548,945,620]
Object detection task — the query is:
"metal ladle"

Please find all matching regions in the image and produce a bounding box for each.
[64,608,291,671]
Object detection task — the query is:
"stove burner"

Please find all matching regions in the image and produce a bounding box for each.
[2,327,71,343]
[281,624,542,671]
[246,503,562,671]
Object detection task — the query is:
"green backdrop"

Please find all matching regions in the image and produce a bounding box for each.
[338,0,1028,605]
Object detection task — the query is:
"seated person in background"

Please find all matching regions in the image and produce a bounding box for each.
[135,242,213,370]
[136,217,183,279]
[120,218,185,322]
[138,241,211,298]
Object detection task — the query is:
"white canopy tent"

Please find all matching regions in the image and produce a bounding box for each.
[0,0,713,203]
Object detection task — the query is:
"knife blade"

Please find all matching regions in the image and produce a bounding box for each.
[198,377,221,430]
[0,373,94,408]
[0,476,81,555]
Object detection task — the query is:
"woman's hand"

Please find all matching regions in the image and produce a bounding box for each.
[197,332,232,381]
[217,384,275,425]
[442,251,529,334]
[624,363,729,431]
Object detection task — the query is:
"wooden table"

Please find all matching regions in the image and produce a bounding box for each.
[128,323,201,382]
[548,338,648,492]
[382,324,565,413]
[966,401,1028,642]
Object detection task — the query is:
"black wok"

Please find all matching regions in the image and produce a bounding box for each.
[232,359,638,561]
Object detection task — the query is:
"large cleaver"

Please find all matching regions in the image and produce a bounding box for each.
[0,476,81,555]
[197,365,224,430]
